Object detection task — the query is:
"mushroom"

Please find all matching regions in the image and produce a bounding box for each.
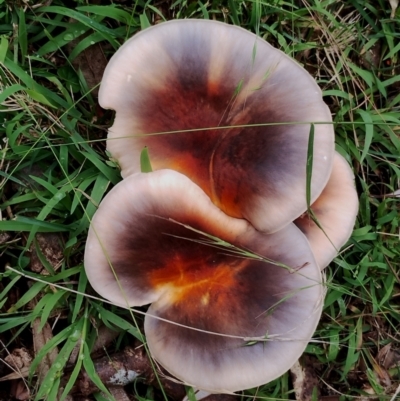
[99,19,334,233]
[295,152,359,269]
[84,169,324,392]
[85,18,359,393]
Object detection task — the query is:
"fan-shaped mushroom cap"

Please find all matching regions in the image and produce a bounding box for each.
[99,19,334,233]
[84,170,323,392]
[85,169,249,307]
[295,152,359,269]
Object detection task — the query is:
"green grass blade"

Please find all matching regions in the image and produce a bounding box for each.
[82,341,113,398]
[357,109,374,163]
[140,12,151,30]
[0,35,8,62]
[18,8,28,64]
[140,146,153,173]
[0,216,71,232]
[306,123,315,209]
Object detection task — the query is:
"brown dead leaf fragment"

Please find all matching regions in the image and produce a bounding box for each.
[108,387,132,401]
[32,319,59,383]
[4,348,32,371]
[0,367,30,382]
[290,357,320,401]
[79,346,150,396]
[0,349,31,382]
[30,233,64,273]
[67,41,109,97]
[10,379,30,401]
[378,343,400,370]
[79,345,185,400]
[0,232,11,245]
[0,350,31,399]
[359,42,381,71]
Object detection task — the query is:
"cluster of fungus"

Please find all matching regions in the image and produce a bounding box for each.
[84,20,358,393]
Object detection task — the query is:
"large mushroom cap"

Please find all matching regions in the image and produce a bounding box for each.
[84,170,323,392]
[84,169,249,307]
[295,152,359,268]
[99,19,334,233]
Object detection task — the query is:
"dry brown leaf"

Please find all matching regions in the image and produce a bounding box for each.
[30,233,64,274]
[0,231,11,245]
[63,13,110,98]
[108,387,131,401]
[0,367,30,382]
[355,385,376,401]
[290,357,320,401]
[372,362,391,388]
[4,348,32,370]
[377,343,400,370]
[389,383,400,401]
[359,42,381,71]
[79,345,186,399]
[32,319,59,383]
[69,42,109,97]
[10,379,30,401]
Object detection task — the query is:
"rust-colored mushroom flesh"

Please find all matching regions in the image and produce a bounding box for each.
[84,170,323,392]
[295,152,359,269]
[99,19,334,233]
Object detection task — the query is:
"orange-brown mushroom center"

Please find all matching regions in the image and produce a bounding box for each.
[150,254,248,306]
